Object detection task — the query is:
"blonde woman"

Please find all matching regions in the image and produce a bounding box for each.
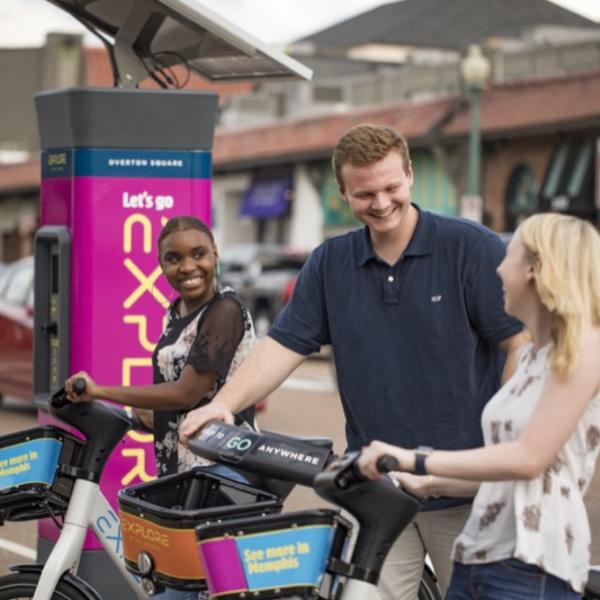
[359,213,600,599]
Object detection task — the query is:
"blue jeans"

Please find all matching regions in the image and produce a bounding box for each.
[201,463,248,484]
[447,559,581,600]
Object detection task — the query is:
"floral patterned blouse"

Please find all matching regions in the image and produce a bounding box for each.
[152,288,256,477]
[452,342,600,593]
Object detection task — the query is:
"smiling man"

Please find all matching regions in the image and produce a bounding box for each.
[180,124,527,599]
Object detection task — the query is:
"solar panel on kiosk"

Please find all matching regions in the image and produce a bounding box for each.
[47,0,312,86]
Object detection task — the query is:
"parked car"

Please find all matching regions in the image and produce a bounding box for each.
[0,256,34,404]
[219,243,309,338]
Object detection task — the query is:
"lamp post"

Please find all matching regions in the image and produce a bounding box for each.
[460,44,491,220]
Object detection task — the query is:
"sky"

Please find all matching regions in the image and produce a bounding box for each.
[1,0,599,48]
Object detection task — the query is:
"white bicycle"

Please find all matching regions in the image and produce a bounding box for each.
[0,381,281,600]
[0,381,150,600]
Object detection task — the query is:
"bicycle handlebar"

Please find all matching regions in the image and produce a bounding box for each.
[376,455,399,474]
[49,378,152,433]
[72,377,87,396]
[49,376,87,411]
[189,421,400,494]
[326,451,398,491]
[189,420,335,487]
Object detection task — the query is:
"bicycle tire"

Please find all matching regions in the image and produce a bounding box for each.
[418,566,443,600]
[0,572,90,600]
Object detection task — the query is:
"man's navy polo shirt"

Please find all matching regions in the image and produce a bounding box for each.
[270,207,522,506]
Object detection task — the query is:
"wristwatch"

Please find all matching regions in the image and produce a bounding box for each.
[413,446,434,475]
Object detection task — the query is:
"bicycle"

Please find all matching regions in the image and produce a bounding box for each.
[121,419,442,600]
[0,384,283,600]
[0,382,148,599]
[187,422,600,600]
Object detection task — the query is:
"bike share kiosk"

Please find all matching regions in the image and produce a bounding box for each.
[34,0,311,596]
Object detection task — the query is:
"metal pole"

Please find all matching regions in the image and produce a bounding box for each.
[467,85,481,197]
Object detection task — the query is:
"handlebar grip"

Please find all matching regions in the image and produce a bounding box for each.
[376,455,399,474]
[72,377,87,395]
[49,377,87,412]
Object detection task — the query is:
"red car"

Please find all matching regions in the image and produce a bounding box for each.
[0,256,34,404]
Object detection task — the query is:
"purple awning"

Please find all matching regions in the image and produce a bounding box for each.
[240,170,292,218]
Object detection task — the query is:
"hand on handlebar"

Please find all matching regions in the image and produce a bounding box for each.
[179,401,235,447]
[391,472,433,499]
[357,440,413,480]
[64,371,97,403]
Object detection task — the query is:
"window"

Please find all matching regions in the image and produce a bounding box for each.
[540,137,596,218]
[313,85,344,103]
[3,263,33,305]
[505,164,538,231]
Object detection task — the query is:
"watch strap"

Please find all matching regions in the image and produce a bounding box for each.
[414,446,433,475]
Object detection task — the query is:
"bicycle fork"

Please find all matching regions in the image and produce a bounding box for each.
[31,479,144,600]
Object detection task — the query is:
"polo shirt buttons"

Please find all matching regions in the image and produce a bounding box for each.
[387,275,394,282]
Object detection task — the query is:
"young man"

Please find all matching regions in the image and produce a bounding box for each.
[180,124,527,599]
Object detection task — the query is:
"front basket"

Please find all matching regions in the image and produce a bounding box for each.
[0,426,84,523]
[196,509,351,599]
[118,468,282,591]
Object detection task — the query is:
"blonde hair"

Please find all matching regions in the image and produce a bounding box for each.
[332,124,411,190]
[518,213,600,377]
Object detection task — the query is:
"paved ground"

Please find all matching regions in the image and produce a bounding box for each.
[2,358,600,580]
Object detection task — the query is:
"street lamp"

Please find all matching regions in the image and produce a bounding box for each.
[460,44,491,219]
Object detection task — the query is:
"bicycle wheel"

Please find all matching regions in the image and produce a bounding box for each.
[418,566,442,600]
[0,572,90,600]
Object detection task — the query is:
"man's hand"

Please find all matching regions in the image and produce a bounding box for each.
[179,402,235,446]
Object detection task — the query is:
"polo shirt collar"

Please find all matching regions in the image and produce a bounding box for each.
[354,204,434,267]
[405,204,434,257]
[355,227,377,266]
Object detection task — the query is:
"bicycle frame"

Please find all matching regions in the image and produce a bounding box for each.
[31,479,145,600]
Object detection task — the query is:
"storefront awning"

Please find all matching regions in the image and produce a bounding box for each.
[240,169,292,218]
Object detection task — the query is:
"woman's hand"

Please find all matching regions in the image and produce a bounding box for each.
[357,440,415,480]
[64,371,98,403]
[392,472,434,499]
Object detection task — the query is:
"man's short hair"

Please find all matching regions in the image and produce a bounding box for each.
[332,124,411,190]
